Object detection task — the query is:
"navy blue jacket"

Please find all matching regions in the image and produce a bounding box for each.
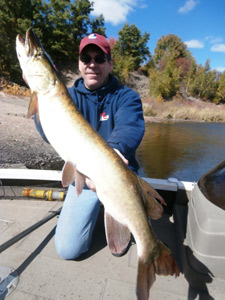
[35,74,145,173]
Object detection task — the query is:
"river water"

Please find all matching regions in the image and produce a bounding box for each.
[136,122,225,182]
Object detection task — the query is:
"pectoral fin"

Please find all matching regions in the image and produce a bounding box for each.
[62,162,85,196]
[75,170,86,196]
[27,91,38,118]
[105,211,131,256]
[138,177,166,220]
[62,161,76,187]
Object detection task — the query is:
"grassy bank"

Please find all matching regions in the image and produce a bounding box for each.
[1,76,225,123]
[142,97,225,122]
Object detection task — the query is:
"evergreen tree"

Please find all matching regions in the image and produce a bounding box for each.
[43,0,105,62]
[112,23,150,72]
[201,60,217,101]
[90,14,105,36]
[215,71,225,103]
[186,60,217,101]
[44,0,75,61]
[0,0,34,81]
[0,0,105,82]
[69,0,105,59]
[184,59,197,94]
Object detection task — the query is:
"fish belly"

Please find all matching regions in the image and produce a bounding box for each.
[38,93,151,257]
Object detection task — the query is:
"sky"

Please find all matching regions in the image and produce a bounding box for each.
[91,0,225,72]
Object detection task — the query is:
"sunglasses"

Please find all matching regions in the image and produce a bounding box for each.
[79,54,109,64]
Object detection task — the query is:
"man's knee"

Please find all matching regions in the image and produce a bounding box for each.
[55,241,88,260]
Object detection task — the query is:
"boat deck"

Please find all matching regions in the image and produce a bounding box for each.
[0,184,224,300]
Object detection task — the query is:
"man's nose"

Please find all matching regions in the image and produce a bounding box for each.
[89,58,97,66]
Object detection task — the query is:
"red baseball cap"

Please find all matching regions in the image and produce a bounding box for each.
[79,33,111,56]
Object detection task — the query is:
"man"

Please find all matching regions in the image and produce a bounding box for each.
[35,33,145,259]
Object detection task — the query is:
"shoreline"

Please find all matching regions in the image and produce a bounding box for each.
[1,90,225,123]
[0,91,224,171]
[142,97,225,123]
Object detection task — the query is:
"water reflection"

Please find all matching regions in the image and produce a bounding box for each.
[136,122,225,182]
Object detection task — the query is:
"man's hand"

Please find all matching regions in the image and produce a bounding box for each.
[85,176,96,192]
[85,149,129,192]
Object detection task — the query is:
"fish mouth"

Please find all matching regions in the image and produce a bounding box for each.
[16,28,57,72]
[17,34,25,46]
[16,28,43,58]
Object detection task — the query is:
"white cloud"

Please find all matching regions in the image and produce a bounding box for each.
[178,0,199,14]
[205,36,224,44]
[215,67,225,73]
[184,39,204,49]
[211,44,225,53]
[91,0,141,26]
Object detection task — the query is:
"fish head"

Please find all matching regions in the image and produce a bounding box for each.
[16,28,56,94]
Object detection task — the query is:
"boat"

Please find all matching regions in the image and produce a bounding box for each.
[0,161,225,300]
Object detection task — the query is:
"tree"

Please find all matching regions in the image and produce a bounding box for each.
[69,0,106,59]
[112,23,150,71]
[0,0,105,82]
[186,60,217,101]
[149,58,181,100]
[112,54,136,83]
[183,59,197,94]
[176,57,194,79]
[0,0,35,81]
[43,0,106,62]
[44,0,76,61]
[154,34,191,67]
[108,37,117,50]
[90,14,105,36]
[214,71,225,104]
[148,34,194,100]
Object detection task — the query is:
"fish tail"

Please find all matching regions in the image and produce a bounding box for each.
[136,242,180,300]
[136,257,156,300]
[153,242,180,277]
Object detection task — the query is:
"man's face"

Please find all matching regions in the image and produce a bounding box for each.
[79,45,113,91]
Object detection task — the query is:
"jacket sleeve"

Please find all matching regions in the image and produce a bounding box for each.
[107,88,145,159]
[34,114,49,143]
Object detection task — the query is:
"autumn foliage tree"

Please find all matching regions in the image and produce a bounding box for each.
[149,34,196,100]
[154,34,191,65]
[0,2,224,104]
[149,58,181,100]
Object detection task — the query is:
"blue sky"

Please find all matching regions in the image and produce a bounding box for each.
[91,0,225,72]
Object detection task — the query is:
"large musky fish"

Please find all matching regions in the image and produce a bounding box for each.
[16,29,179,299]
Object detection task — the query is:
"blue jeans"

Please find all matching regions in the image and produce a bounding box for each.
[55,185,101,260]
